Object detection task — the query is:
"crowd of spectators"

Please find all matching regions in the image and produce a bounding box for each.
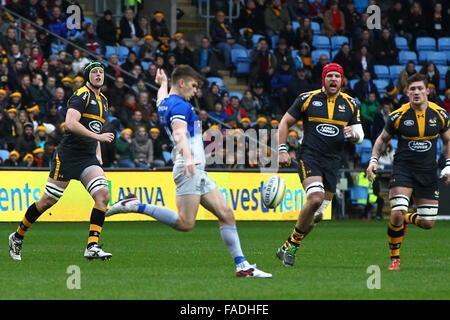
[0,0,449,171]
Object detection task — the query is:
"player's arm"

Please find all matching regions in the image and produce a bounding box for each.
[155,68,168,101]
[439,128,450,184]
[96,141,103,165]
[171,120,199,177]
[366,129,392,182]
[344,99,364,144]
[65,109,114,143]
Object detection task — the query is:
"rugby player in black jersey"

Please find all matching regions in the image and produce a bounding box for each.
[9,62,115,261]
[276,63,364,267]
[366,73,450,270]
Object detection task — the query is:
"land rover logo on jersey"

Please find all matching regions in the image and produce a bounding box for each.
[89,120,102,133]
[404,120,414,126]
[316,123,339,137]
[408,140,431,152]
[312,101,323,107]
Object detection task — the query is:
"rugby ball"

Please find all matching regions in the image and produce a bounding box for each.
[262,175,286,208]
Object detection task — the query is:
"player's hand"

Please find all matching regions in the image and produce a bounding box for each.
[439,166,450,185]
[343,126,355,139]
[98,132,115,143]
[183,158,201,177]
[155,68,167,85]
[366,162,378,182]
[278,151,291,168]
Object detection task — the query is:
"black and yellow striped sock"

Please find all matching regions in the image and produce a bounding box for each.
[387,223,405,259]
[15,203,44,240]
[283,227,305,249]
[404,212,418,225]
[87,206,106,248]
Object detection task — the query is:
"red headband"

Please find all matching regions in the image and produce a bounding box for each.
[322,63,344,87]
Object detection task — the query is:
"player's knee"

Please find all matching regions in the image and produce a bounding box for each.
[175,216,195,232]
[94,187,110,208]
[418,219,435,230]
[308,192,325,210]
[37,195,57,211]
[390,210,406,224]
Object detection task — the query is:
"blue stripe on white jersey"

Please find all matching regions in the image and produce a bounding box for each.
[156,94,205,167]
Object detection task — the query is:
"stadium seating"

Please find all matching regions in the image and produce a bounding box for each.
[415,37,436,51]
[349,79,358,90]
[0,149,9,161]
[390,138,398,150]
[271,35,279,48]
[116,46,130,64]
[292,21,300,32]
[231,48,248,64]
[350,186,369,205]
[312,35,330,50]
[132,46,140,56]
[394,36,409,50]
[311,21,321,35]
[50,42,67,55]
[331,49,339,60]
[355,139,372,165]
[311,49,330,63]
[235,56,251,76]
[437,37,450,51]
[374,65,390,80]
[373,79,389,94]
[207,77,226,91]
[141,61,151,71]
[105,45,116,59]
[418,51,429,63]
[229,92,243,100]
[330,36,349,50]
[389,65,403,82]
[354,0,369,14]
[426,51,447,65]
[436,65,448,79]
[398,50,417,64]
[252,34,265,47]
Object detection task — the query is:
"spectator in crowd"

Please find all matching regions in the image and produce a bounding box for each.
[322,0,345,38]
[241,90,259,122]
[4,150,20,167]
[279,22,296,50]
[406,1,428,44]
[311,53,328,87]
[105,76,129,115]
[343,0,360,39]
[397,60,417,95]
[420,62,440,91]
[360,91,380,141]
[150,11,170,41]
[118,93,138,128]
[428,1,448,39]
[333,43,356,80]
[34,124,47,149]
[127,110,148,133]
[372,98,393,143]
[204,82,221,112]
[390,0,409,44]
[308,0,326,23]
[8,58,24,92]
[353,71,379,102]
[291,0,309,23]
[19,26,40,53]
[271,58,294,114]
[225,96,247,123]
[15,122,36,158]
[136,91,153,122]
[132,125,153,169]
[352,44,375,78]
[32,147,44,167]
[121,51,139,73]
[138,16,151,38]
[264,0,291,39]
[294,17,314,48]
[71,48,90,74]
[115,128,137,168]
[374,28,398,66]
[210,10,245,70]
[96,9,117,47]
[149,127,167,167]
[443,89,450,113]
[138,35,155,64]
[47,6,67,39]
[77,23,100,54]
[251,81,271,116]
[14,109,28,136]
[293,42,313,75]
[354,29,374,53]
[119,7,143,48]
[427,82,444,107]
[21,153,35,167]
[273,38,295,71]
[41,101,63,128]
[42,140,56,167]
[172,38,193,66]
[1,107,17,150]
[104,54,121,85]
[249,37,276,91]
[208,101,228,126]
[1,27,18,56]
[287,67,311,105]
[193,36,220,78]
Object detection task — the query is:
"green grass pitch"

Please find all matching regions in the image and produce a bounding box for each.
[1,220,449,300]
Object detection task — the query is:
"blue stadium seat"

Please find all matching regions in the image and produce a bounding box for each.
[331,49,340,60]
[116,46,130,61]
[0,149,9,161]
[231,48,248,64]
[105,45,116,59]
[390,138,398,150]
[271,35,279,49]
[439,79,445,91]
[312,35,330,49]
[141,61,151,71]
[330,36,349,50]
[447,51,450,64]
[416,37,436,51]
[389,65,403,81]
[292,21,300,32]
[207,77,226,91]
[374,65,390,80]
[235,56,251,76]
[229,92,243,100]
[349,79,358,90]
[355,138,372,166]
[426,51,447,65]
[51,42,67,55]
[436,65,449,79]
[418,51,429,63]
[132,46,141,56]
[311,49,330,63]
[437,37,450,51]
[350,186,369,205]
[311,21,321,35]
[252,34,265,47]
[373,79,389,94]
[354,0,369,14]
[394,36,409,50]
[398,50,417,64]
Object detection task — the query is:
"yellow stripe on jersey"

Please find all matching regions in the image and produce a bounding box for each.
[53,152,61,180]
[300,89,322,113]
[415,109,426,137]
[340,92,355,114]
[392,103,411,130]
[400,134,439,140]
[326,96,336,121]
[308,117,348,126]
[82,113,105,123]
